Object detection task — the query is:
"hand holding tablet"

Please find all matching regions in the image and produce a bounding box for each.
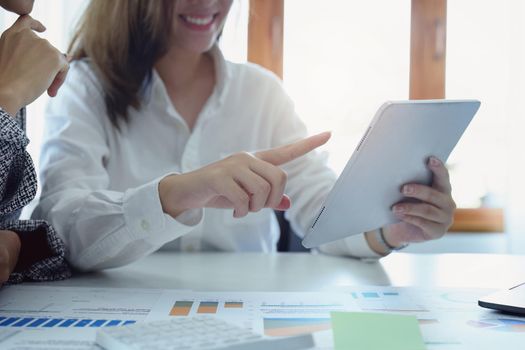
[302,99,480,249]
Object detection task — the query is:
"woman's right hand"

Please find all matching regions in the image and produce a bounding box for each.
[0,15,69,116]
[159,132,331,218]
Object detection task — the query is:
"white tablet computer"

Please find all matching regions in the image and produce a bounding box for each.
[302,99,480,248]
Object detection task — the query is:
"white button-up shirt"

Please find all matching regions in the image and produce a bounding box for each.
[33,47,378,271]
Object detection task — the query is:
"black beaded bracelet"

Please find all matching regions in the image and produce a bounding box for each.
[378,227,408,252]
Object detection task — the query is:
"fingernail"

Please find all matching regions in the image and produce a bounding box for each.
[429,157,441,167]
[403,185,414,195]
[393,205,405,214]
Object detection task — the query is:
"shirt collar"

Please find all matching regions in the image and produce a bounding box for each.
[144,45,231,110]
[209,45,231,106]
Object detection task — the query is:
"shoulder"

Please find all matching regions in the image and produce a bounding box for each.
[45,59,110,133]
[47,59,105,115]
[61,59,105,101]
[224,60,291,110]
[226,60,283,90]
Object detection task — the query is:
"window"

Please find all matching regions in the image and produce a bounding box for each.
[253,0,508,232]
[283,0,411,175]
[446,0,508,208]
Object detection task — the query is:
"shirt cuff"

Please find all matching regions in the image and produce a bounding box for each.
[123,175,203,246]
[319,233,382,259]
[0,108,28,147]
[2,219,71,285]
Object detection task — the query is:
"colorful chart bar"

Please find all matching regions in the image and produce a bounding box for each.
[197,301,219,314]
[59,319,78,327]
[43,319,64,327]
[362,292,380,298]
[74,319,93,327]
[90,320,107,327]
[224,302,243,309]
[263,318,331,337]
[0,317,133,328]
[12,318,34,327]
[468,318,525,332]
[350,290,428,312]
[0,318,20,326]
[28,318,50,327]
[383,292,399,296]
[170,301,194,316]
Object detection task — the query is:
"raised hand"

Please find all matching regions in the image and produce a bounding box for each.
[0,15,69,116]
[382,156,456,248]
[159,132,331,218]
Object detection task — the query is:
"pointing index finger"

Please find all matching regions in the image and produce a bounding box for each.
[255,132,331,166]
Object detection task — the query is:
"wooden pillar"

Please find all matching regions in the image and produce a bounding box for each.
[247,0,284,79]
[409,0,447,99]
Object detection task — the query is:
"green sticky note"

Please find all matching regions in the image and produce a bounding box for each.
[331,312,426,350]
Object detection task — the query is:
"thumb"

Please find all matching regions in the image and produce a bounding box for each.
[11,15,46,33]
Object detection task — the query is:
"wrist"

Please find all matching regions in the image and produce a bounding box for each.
[158,174,187,218]
[0,86,22,117]
[365,230,391,256]
[382,226,408,248]
[365,227,409,256]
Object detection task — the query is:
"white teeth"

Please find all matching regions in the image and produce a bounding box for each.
[184,15,213,26]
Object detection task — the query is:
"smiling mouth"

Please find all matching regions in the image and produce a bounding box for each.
[180,13,219,27]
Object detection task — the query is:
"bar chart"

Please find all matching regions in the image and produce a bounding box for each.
[259,301,346,337]
[169,300,245,316]
[263,317,331,336]
[169,301,193,316]
[197,301,219,314]
[349,290,428,312]
[468,318,525,333]
[0,316,136,328]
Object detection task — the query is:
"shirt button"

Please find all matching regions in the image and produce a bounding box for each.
[141,219,151,232]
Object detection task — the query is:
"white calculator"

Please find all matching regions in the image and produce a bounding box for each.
[96,316,315,350]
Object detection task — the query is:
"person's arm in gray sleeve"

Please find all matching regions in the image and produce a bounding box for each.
[0,108,37,218]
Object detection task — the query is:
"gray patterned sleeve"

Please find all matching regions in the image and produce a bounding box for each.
[0,108,37,215]
[0,108,71,284]
[1,220,71,284]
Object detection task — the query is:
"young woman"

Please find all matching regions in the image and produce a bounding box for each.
[33,0,456,271]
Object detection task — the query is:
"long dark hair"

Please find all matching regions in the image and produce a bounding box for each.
[69,0,175,128]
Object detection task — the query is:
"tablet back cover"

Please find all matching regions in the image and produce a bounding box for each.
[302,100,480,248]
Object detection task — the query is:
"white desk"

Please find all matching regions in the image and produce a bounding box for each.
[9,252,525,350]
[36,252,525,291]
